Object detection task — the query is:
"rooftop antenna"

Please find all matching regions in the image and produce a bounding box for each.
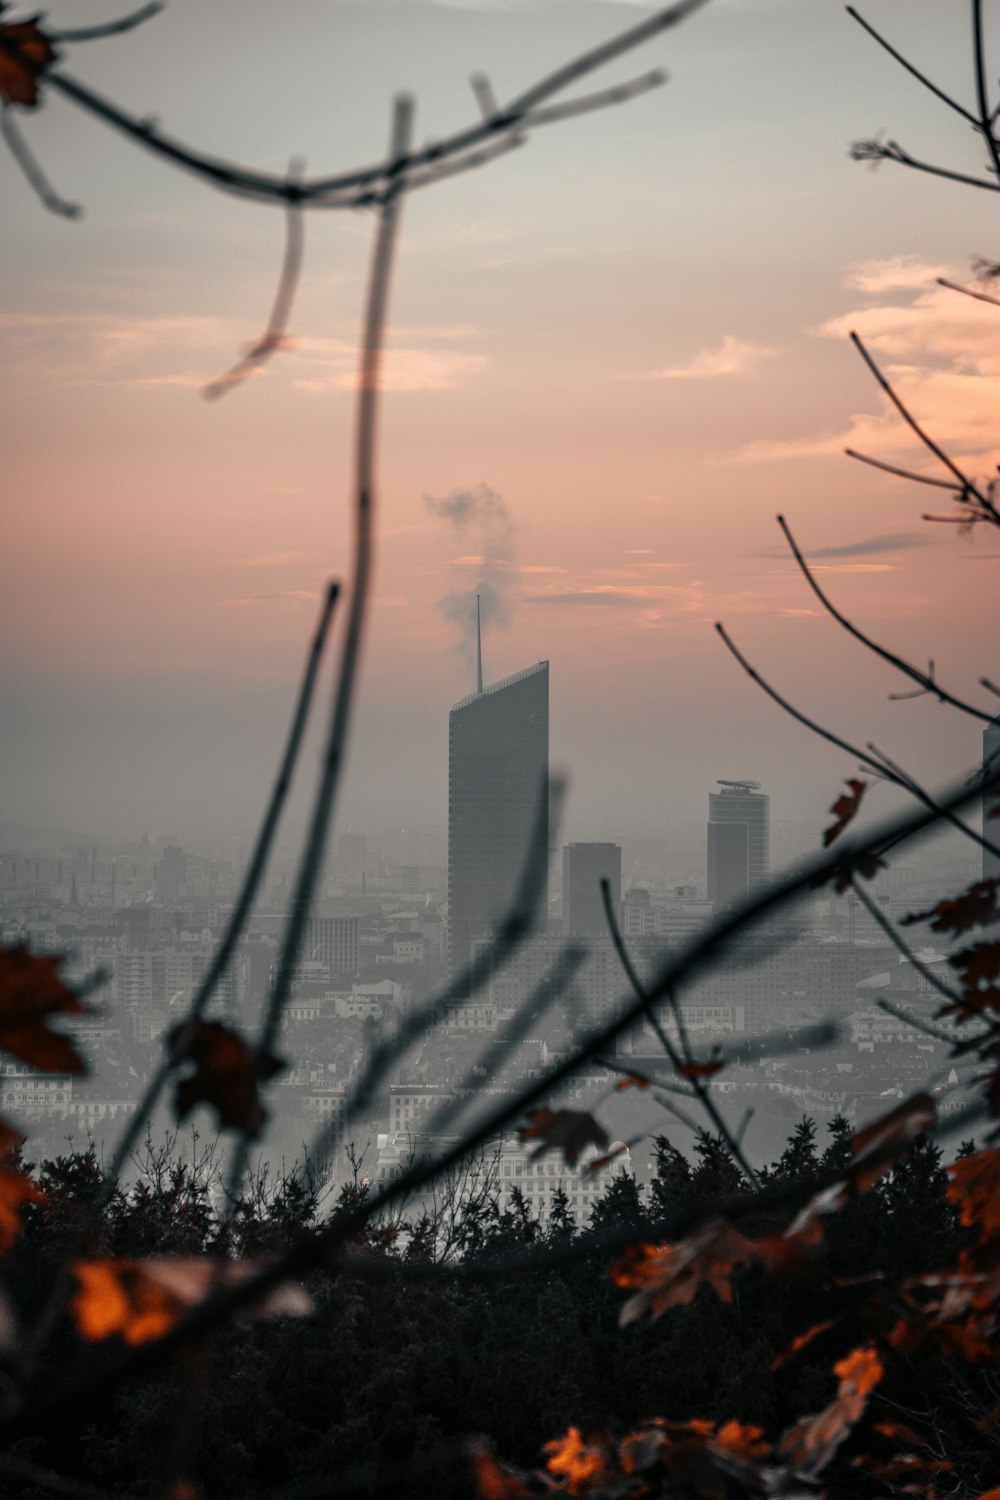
[476,593,483,695]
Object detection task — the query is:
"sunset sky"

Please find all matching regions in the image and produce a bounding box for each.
[2,0,998,851]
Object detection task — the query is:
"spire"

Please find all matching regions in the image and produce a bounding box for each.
[476,593,483,695]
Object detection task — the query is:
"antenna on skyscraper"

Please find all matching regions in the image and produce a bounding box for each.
[476,593,483,695]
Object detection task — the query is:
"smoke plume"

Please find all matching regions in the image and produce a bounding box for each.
[424,483,519,670]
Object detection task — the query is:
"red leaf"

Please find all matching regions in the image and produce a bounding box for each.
[0,17,57,107]
[904,879,997,938]
[676,1059,723,1080]
[614,1074,651,1091]
[168,1021,283,1137]
[946,942,1000,1021]
[0,1166,42,1252]
[517,1108,608,1168]
[0,945,89,1074]
[948,1148,1000,1266]
[468,1441,531,1500]
[771,1319,835,1370]
[823,778,869,847]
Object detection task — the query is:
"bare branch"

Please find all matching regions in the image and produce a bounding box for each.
[850,330,998,520]
[778,514,995,723]
[0,102,79,217]
[845,447,964,491]
[47,3,164,44]
[972,0,1000,184]
[204,165,305,400]
[936,274,1000,308]
[849,135,1000,194]
[847,876,965,1014]
[845,7,978,125]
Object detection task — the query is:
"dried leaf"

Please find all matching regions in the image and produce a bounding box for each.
[0,944,89,1073]
[614,1074,651,1091]
[0,15,57,107]
[517,1107,608,1168]
[168,1021,283,1137]
[904,879,997,937]
[612,1219,762,1325]
[947,943,1000,1021]
[823,778,869,847]
[780,1345,883,1477]
[468,1441,531,1500]
[948,1148,1000,1264]
[71,1256,312,1345]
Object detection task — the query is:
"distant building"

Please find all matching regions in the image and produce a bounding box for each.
[448,659,549,974]
[985,715,1000,882]
[562,843,621,937]
[305,914,359,976]
[707,779,770,911]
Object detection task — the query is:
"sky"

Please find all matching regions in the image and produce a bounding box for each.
[2,0,999,853]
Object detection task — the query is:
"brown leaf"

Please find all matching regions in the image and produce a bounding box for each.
[946,942,1000,1021]
[612,1219,762,1324]
[0,944,89,1073]
[614,1074,651,1091]
[169,1021,283,1137]
[780,1344,883,1477]
[0,1166,42,1252]
[517,1108,608,1168]
[948,1148,1000,1265]
[823,778,869,847]
[904,879,997,937]
[468,1441,531,1500]
[71,1256,312,1345]
[0,16,57,107]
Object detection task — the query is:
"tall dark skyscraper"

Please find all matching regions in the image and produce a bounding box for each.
[985,715,1000,882]
[707,779,770,911]
[563,843,621,937]
[448,658,549,974]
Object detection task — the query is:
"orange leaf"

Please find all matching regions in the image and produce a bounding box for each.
[948,1148,1000,1267]
[169,1021,283,1137]
[615,1074,651,1091]
[823,778,868,847]
[771,1319,834,1370]
[676,1058,723,1080]
[780,1344,883,1477]
[71,1256,312,1345]
[468,1441,530,1500]
[543,1427,616,1496]
[0,16,57,107]
[0,945,89,1073]
[517,1108,608,1168]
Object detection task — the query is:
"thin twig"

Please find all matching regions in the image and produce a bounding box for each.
[972,0,1000,184]
[936,275,1000,308]
[600,879,759,1186]
[849,136,1000,195]
[48,3,164,44]
[845,448,963,492]
[0,102,80,217]
[845,7,978,125]
[847,877,965,1014]
[204,165,305,399]
[850,331,997,518]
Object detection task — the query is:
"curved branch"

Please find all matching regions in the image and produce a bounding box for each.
[849,136,1000,195]
[845,7,978,125]
[0,103,79,217]
[972,0,1000,184]
[48,4,164,44]
[845,448,964,491]
[847,875,965,1013]
[850,331,996,517]
[778,514,995,724]
[204,170,305,399]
